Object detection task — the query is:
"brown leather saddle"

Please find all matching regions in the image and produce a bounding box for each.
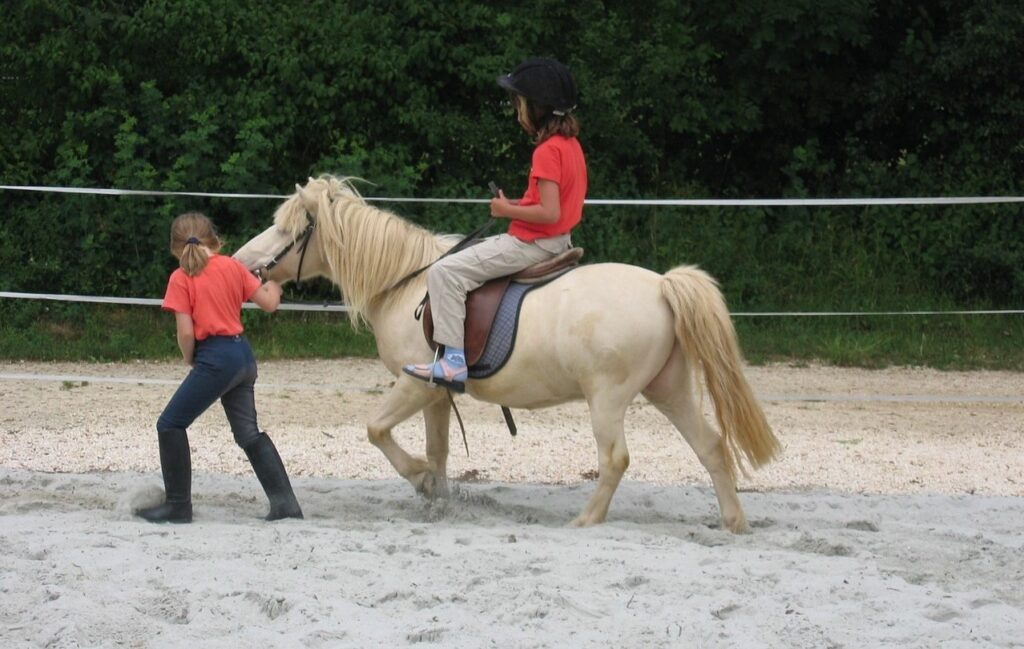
[421,247,584,365]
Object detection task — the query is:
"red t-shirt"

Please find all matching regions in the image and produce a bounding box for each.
[508,135,588,242]
[162,254,262,341]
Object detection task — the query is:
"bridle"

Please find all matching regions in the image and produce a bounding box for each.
[255,213,316,288]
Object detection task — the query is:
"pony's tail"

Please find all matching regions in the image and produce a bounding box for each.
[660,265,781,480]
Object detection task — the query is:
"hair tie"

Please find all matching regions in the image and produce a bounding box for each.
[186,237,200,245]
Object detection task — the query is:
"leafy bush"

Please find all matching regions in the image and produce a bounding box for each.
[1,0,1021,313]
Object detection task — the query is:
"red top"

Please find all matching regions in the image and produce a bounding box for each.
[161,254,262,341]
[508,135,588,242]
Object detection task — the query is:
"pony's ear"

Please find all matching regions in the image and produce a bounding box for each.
[296,183,320,215]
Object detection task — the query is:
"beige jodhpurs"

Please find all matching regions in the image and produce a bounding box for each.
[426,232,572,350]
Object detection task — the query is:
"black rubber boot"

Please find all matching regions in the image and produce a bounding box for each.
[136,429,193,523]
[243,434,303,521]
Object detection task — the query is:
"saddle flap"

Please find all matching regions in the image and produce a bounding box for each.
[422,276,512,367]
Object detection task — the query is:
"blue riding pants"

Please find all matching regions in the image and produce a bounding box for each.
[156,335,262,449]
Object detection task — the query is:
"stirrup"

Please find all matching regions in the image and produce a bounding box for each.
[403,348,467,393]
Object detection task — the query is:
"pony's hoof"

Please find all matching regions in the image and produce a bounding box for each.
[410,471,435,498]
[431,475,451,499]
[568,514,601,528]
[410,468,448,500]
[724,514,751,534]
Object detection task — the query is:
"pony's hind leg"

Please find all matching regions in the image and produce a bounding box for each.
[571,397,631,528]
[367,377,448,498]
[643,346,750,533]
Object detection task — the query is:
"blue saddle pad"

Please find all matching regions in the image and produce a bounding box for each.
[467,281,534,379]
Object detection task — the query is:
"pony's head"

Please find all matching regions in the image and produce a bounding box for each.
[231,176,338,288]
[233,174,445,328]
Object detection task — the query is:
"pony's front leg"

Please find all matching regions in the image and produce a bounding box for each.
[422,398,452,498]
[367,377,448,498]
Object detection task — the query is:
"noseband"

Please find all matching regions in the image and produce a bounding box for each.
[256,213,316,287]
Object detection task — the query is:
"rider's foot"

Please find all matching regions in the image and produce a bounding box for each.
[403,348,468,392]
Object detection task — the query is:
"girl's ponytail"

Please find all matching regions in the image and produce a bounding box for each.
[170,212,222,276]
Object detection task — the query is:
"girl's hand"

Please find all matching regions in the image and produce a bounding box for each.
[263,280,283,298]
[490,190,512,218]
[489,181,558,224]
[174,312,196,366]
[251,280,282,312]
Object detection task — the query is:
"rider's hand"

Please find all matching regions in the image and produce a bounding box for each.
[490,190,512,219]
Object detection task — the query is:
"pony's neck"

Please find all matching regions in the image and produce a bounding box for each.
[320,195,445,326]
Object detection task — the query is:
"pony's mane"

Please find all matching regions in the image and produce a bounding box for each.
[275,175,447,328]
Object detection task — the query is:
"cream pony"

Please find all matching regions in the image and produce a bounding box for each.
[234,175,780,531]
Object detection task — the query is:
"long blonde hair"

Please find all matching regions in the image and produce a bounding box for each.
[170,212,222,276]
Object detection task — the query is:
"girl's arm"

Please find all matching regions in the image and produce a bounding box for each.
[175,312,196,365]
[250,280,282,313]
[490,179,560,224]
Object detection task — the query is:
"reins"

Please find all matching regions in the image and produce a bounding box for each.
[384,217,499,295]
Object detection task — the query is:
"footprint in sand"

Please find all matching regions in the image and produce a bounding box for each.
[406,627,445,643]
[303,630,348,647]
[243,592,291,620]
[844,520,879,532]
[789,533,852,557]
[925,605,960,622]
[137,593,189,624]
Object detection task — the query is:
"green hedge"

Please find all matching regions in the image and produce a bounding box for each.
[2,0,1022,311]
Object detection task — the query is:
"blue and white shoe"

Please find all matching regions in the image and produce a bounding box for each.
[403,348,468,393]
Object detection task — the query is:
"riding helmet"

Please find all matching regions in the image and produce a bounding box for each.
[496,57,578,115]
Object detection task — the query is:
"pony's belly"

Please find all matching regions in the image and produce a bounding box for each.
[469,369,583,408]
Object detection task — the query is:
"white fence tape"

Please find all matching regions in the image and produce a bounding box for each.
[2,185,1022,316]
[3,184,1024,206]
[0,292,350,312]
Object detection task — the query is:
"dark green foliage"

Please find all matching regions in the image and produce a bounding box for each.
[2,0,1022,348]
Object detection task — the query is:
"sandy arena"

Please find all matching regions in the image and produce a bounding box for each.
[1,359,1022,648]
